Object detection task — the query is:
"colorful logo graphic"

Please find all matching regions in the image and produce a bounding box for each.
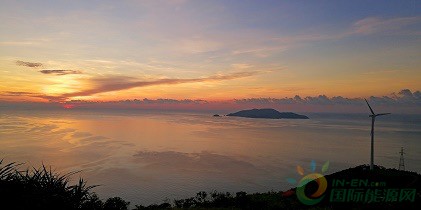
[287,160,329,205]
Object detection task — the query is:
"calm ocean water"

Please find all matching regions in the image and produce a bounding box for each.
[1,109,420,205]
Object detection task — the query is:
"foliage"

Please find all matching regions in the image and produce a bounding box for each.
[0,159,126,210]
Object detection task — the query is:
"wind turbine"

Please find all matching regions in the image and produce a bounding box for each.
[364,99,391,170]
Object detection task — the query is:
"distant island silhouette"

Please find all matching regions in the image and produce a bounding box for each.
[227,108,309,119]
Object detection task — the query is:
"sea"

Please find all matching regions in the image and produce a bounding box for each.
[0,109,420,205]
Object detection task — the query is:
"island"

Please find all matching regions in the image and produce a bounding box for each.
[227,108,309,119]
[213,114,221,117]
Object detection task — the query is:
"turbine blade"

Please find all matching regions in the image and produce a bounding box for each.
[376,113,391,116]
[364,98,375,115]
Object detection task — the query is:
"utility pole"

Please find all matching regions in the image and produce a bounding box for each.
[399,147,405,171]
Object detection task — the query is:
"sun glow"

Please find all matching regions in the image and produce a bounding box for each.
[63,104,75,109]
[42,75,84,96]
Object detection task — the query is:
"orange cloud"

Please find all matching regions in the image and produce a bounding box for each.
[59,71,260,100]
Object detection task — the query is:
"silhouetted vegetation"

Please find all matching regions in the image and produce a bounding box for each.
[1,159,419,209]
[0,159,128,210]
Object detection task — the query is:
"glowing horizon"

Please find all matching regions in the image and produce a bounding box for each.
[0,1,420,112]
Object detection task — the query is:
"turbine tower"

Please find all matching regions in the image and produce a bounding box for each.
[364,99,391,170]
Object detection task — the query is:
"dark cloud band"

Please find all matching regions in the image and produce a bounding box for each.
[234,89,420,105]
[40,70,82,75]
[16,60,43,68]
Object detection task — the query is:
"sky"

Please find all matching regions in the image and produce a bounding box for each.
[0,0,420,113]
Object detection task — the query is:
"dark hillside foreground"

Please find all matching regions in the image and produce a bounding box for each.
[1,160,419,209]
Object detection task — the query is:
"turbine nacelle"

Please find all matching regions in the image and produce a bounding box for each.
[369,113,391,118]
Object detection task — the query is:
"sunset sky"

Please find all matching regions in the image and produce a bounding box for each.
[0,0,420,112]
